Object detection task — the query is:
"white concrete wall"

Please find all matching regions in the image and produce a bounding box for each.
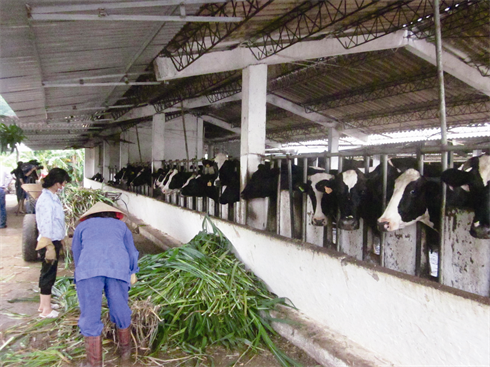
[127,123,153,163]
[85,178,490,367]
[165,115,203,160]
[84,148,96,178]
[209,140,240,159]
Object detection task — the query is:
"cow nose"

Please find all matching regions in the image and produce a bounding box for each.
[339,217,359,230]
[312,218,327,226]
[470,224,490,239]
[377,221,390,232]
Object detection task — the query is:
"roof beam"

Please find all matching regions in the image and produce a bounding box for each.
[29,0,243,13]
[30,13,243,22]
[405,37,490,97]
[266,95,368,142]
[43,81,161,87]
[199,115,282,148]
[155,30,409,80]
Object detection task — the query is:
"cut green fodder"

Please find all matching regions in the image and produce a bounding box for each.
[0,217,301,366]
[129,217,300,366]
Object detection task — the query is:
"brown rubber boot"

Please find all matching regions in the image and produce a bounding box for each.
[83,336,102,367]
[116,326,132,361]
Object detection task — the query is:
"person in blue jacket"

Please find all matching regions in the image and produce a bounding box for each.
[72,202,139,367]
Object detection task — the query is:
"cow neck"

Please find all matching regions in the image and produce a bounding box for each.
[479,155,490,187]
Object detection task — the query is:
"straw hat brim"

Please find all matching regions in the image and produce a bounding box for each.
[80,202,125,219]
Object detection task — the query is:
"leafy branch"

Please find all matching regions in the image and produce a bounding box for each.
[0,122,26,153]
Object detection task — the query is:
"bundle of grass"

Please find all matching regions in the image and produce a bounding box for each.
[0,218,300,366]
[60,186,118,235]
[0,277,86,366]
[0,278,160,366]
[129,217,300,366]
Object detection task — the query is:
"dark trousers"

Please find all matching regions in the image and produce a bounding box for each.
[38,240,62,295]
[0,188,6,228]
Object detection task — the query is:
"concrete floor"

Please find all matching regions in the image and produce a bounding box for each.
[0,193,164,333]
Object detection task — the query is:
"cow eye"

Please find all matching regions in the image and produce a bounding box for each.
[410,189,416,196]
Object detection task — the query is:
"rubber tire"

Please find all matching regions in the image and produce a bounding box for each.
[22,214,39,262]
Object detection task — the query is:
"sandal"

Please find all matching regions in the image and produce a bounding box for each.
[38,304,60,312]
[39,310,59,319]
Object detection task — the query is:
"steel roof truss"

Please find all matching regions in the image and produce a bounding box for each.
[152,70,240,112]
[304,73,441,112]
[344,94,490,126]
[160,0,274,71]
[248,0,380,60]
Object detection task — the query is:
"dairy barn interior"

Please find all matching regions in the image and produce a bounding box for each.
[1,0,490,365]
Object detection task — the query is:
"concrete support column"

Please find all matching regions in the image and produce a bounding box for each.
[152,113,165,170]
[102,140,111,181]
[84,147,96,179]
[197,117,204,159]
[120,131,129,168]
[239,64,267,229]
[328,128,339,170]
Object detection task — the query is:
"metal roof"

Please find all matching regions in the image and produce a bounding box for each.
[0,0,488,151]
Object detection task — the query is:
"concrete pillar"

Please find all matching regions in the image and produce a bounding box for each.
[208,144,215,159]
[197,117,204,159]
[120,131,129,168]
[152,113,165,170]
[328,128,339,170]
[102,140,111,181]
[239,64,268,229]
[84,147,96,178]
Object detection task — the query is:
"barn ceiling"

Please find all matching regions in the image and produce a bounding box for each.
[0,0,488,151]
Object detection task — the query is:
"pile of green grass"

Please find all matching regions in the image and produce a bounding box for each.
[0,218,299,366]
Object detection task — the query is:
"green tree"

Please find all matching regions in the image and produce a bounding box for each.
[0,121,25,156]
[0,148,85,185]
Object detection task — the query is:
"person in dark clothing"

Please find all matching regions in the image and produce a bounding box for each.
[72,202,139,367]
[0,187,6,228]
[11,161,27,215]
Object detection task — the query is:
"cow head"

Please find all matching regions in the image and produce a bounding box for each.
[334,169,367,230]
[241,163,279,200]
[441,154,490,239]
[377,169,437,232]
[304,172,336,226]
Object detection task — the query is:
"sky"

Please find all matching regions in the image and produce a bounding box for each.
[0,96,16,117]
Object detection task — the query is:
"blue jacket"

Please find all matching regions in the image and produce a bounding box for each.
[72,218,139,284]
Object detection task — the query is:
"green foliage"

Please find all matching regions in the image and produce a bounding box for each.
[0,218,301,367]
[0,149,85,185]
[60,185,117,235]
[130,217,300,366]
[0,123,25,153]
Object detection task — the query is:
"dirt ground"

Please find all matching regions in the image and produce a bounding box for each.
[0,193,321,367]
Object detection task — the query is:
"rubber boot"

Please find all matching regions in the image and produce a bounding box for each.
[82,336,102,367]
[117,326,132,361]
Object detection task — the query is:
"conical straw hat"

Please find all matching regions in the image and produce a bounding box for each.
[79,201,125,220]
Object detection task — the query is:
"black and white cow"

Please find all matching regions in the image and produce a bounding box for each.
[299,171,337,226]
[312,157,420,231]
[441,154,490,239]
[130,166,152,187]
[180,160,220,200]
[215,157,240,205]
[377,168,441,233]
[91,172,104,182]
[241,161,316,201]
[241,162,280,200]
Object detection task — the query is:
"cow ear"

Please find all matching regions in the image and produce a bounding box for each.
[441,168,471,187]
